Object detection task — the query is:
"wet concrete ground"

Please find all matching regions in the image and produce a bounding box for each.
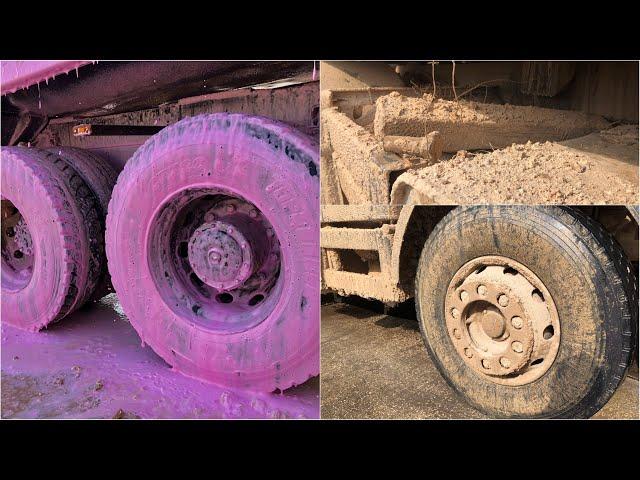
[321,302,639,419]
[1,295,319,419]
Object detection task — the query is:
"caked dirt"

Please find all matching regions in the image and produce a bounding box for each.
[320,61,405,91]
[392,125,639,205]
[323,89,638,205]
[374,92,611,152]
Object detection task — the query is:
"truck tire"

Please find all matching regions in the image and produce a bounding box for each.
[106,114,319,391]
[415,205,637,418]
[48,147,118,299]
[1,147,105,331]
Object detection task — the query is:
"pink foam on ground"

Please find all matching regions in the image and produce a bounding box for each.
[1,294,319,419]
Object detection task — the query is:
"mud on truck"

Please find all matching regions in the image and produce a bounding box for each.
[1,61,319,392]
[320,61,639,418]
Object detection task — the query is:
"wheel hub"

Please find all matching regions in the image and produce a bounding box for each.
[445,256,560,386]
[1,198,34,290]
[187,221,253,291]
[148,189,283,333]
[480,308,506,339]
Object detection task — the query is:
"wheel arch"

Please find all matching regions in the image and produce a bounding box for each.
[390,205,455,292]
[390,204,639,296]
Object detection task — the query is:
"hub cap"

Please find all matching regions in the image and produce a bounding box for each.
[1,198,34,291]
[445,256,560,386]
[187,221,253,291]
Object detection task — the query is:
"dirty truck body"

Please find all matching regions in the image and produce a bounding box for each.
[320,61,639,418]
[322,204,639,304]
[1,61,320,392]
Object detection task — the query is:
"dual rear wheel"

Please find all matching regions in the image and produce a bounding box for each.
[1,114,319,392]
[1,147,114,330]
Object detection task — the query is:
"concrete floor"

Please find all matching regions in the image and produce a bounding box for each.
[1,295,319,419]
[321,302,639,419]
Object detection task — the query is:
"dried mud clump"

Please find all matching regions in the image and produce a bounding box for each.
[396,137,638,204]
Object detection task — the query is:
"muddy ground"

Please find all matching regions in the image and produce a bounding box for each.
[321,302,639,419]
[1,295,319,419]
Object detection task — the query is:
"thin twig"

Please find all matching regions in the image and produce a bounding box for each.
[431,61,437,97]
[452,61,457,101]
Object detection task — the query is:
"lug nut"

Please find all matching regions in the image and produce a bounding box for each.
[464,348,473,358]
[451,308,459,319]
[460,290,469,302]
[499,357,511,369]
[453,328,462,339]
[226,204,236,213]
[498,294,509,307]
[249,209,258,218]
[481,359,491,369]
[477,284,487,296]
[511,316,523,329]
[512,341,523,353]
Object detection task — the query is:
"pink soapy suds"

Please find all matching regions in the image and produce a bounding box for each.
[105,114,319,392]
[1,60,92,95]
[1,295,319,419]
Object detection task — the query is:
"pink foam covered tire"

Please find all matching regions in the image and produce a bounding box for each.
[48,147,118,300]
[1,147,105,331]
[106,114,319,391]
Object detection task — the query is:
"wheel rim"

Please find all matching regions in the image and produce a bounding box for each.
[1,198,35,291]
[148,188,282,334]
[445,255,560,386]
